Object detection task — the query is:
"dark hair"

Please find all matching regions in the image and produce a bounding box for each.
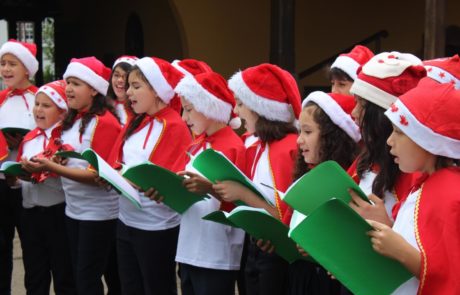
[357,100,399,198]
[62,92,119,134]
[293,102,360,180]
[255,115,298,143]
[123,67,156,139]
[435,156,458,170]
[329,67,354,82]
[106,62,133,101]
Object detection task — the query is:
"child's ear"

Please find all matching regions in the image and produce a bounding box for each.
[59,109,67,121]
[90,87,98,97]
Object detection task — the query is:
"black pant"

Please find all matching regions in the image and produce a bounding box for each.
[117,220,178,295]
[244,239,289,295]
[104,241,121,295]
[179,263,237,295]
[21,203,75,295]
[65,216,117,295]
[0,181,22,295]
[287,260,341,295]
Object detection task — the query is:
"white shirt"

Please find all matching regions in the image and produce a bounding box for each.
[176,145,245,270]
[244,134,258,148]
[115,103,129,127]
[391,188,420,294]
[0,91,36,164]
[21,124,65,208]
[252,144,276,206]
[61,117,119,221]
[359,170,397,219]
[119,119,181,231]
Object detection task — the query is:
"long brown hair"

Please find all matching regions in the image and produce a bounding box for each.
[255,115,297,143]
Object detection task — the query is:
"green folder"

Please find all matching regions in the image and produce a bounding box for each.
[0,161,28,176]
[55,149,142,209]
[1,127,30,136]
[203,206,309,264]
[282,160,370,216]
[191,149,272,206]
[122,162,209,214]
[289,198,412,295]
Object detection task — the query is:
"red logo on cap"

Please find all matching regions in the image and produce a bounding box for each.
[439,72,446,78]
[399,115,409,126]
[390,103,399,112]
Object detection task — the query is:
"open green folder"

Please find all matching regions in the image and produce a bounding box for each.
[203,206,309,264]
[0,161,28,176]
[122,162,209,214]
[1,127,30,137]
[190,149,272,206]
[289,198,412,295]
[282,160,370,216]
[55,149,142,209]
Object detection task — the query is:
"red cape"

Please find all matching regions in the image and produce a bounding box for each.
[415,167,460,294]
[246,133,298,225]
[0,131,8,161]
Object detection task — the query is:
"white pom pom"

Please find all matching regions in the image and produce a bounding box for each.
[229,116,242,129]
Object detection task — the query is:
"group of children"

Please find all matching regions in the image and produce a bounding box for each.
[0,38,459,295]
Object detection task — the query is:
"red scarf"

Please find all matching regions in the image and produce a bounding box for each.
[0,85,38,108]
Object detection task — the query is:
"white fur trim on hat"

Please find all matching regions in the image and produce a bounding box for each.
[385,100,460,158]
[37,86,67,111]
[136,57,175,104]
[63,62,109,95]
[350,79,398,109]
[228,71,295,123]
[0,42,39,77]
[302,91,361,142]
[175,75,232,123]
[425,65,460,89]
[171,59,190,76]
[331,56,359,80]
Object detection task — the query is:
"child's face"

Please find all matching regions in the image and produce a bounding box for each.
[111,66,128,101]
[351,95,366,126]
[0,53,29,88]
[33,93,65,130]
[180,97,212,135]
[297,106,321,165]
[127,71,159,115]
[387,125,436,174]
[65,77,97,112]
[234,97,258,134]
[331,78,353,96]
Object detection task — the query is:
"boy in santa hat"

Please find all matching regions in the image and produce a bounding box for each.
[18,80,75,294]
[0,39,39,294]
[369,79,460,294]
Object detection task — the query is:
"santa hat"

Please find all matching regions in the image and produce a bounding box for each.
[423,54,460,89]
[36,80,68,111]
[350,51,426,109]
[135,57,184,104]
[302,91,361,142]
[171,59,213,76]
[112,55,138,68]
[330,45,374,80]
[0,39,39,77]
[175,72,241,129]
[228,63,301,123]
[385,78,460,159]
[63,56,111,96]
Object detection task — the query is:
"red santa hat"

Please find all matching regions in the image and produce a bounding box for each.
[385,78,460,158]
[136,57,184,104]
[228,63,301,123]
[36,80,68,111]
[112,55,138,68]
[330,45,374,80]
[423,54,460,89]
[175,72,241,129]
[63,56,111,96]
[302,91,361,142]
[0,39,39,77]
[350,51,426,109]
[171,59,213,76]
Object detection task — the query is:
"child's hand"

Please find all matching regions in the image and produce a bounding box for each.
[51,155,68,165]
[212,180,248,203]
[296,244,309,257]
[144,187,164,203]
[366,220,409,261]
[256,239,275,254]
[5,133,22,149]
[21,157,50,173]
[95,176,112,191]
[178,171,213,194]
[349,190,393,227]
